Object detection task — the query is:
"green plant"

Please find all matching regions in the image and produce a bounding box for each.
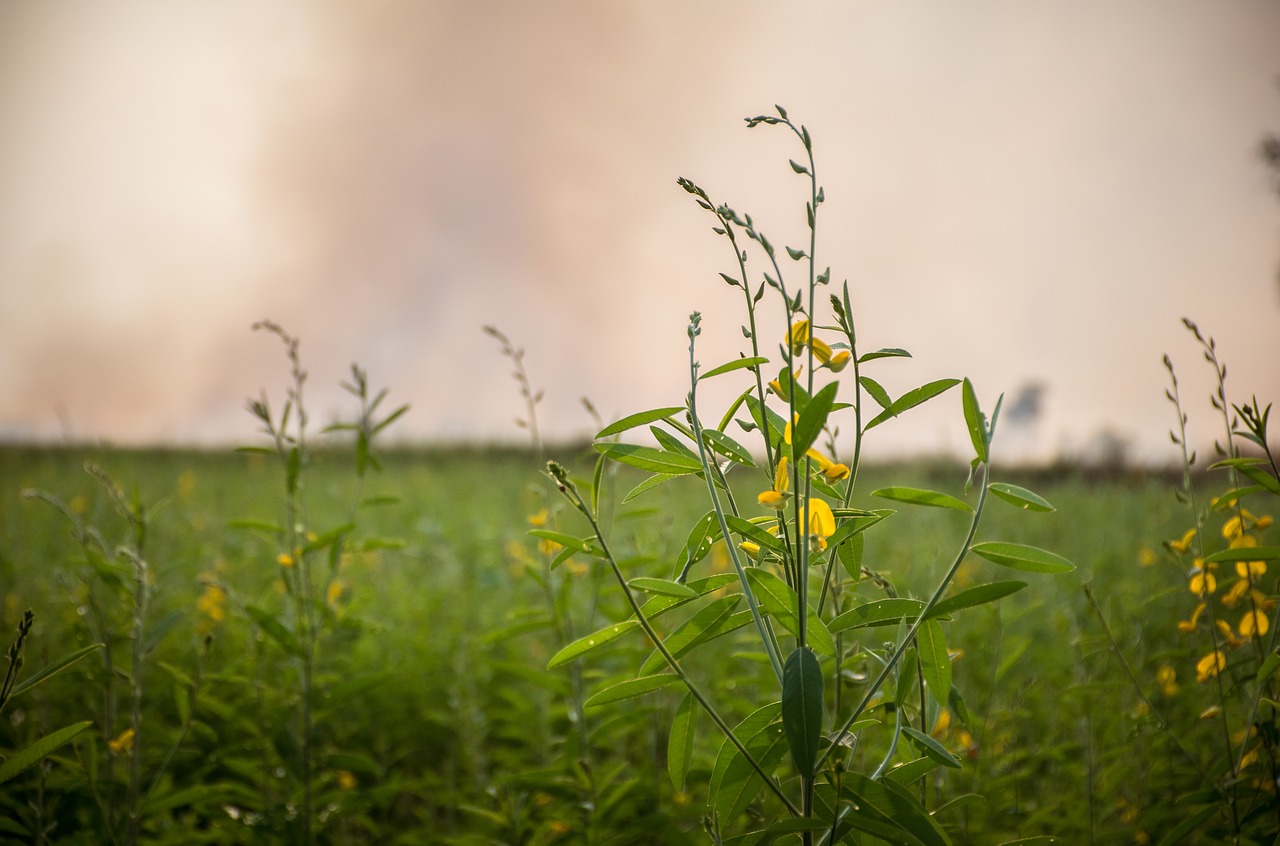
[538,107,1074,844]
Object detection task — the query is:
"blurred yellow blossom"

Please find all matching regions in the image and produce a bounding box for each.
[1239,609,1269,639]
[1137,546,1158,567]
[108,728,135,755]
[336,770,357,791]
[277,552,296,568]
[528,509,549,528]
[326,580,346,607]
[1177,602,1205,632]
[1195,650,1226,683]
[1236,559,1267,579]
[1169,528,1197,554]
[196,585,227,624]
[1156,665,1178,697]
[1189,570,1216,597]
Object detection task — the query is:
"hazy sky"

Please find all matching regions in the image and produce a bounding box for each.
[2,1,1277,463]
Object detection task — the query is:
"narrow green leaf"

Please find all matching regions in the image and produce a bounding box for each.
[858,347,912,363]
[0,721,93,784]
[9,643,102,700]
[873,486,972,512]
[928,582,1027,619]
[962,378,987,463]
[725,515,786,553]
[886,756,943,787]
[245,606,302,656]
[585,674,681,707]
[781,647,824,777]
[700,356,770,381]
[675,510,718,580]
[594,443,703,475]
[988,483,1055,513]
[623,473,677,502]
[743,568,836,656]
[999,837,1061,846]
[1257,650,1280,685]
[668,693,698,791]
[595,407,685,439]
[841,772,950,846]
[866,378,961,431]
[858,376,892,410]
[829,598,926,633]
[640,595,742,675]
[548,620,640,668]
[527,530,597,555]
[701,429,756,467]
[971,542,1075,574]
[710,706,789,824]
[917,619,951,706]
[791,382,839,457]
[1204,546,1280,564]
[628,577,697,598]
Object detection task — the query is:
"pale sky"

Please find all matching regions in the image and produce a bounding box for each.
[1,1,1277,463]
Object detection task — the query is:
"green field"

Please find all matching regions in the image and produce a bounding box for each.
[4,442,1261,844]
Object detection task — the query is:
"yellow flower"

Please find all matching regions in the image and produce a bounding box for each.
[108,728,135,755]
[758,490,787,509]
[758,457,790,509]
[1156,665,1178,697]
[826,349,851,372]
[739,540,762,557]
[1189,570,1216,597]
[1169,528,1197,554]
[1256,514,1274,530]
[336,770,357,791]
[788,319,810,355]
[1195,650,1226,683]
[1177,602,1206,632]
[1229,533,1258,551]
[1222,578,1250,607]
[805,448,850,483]
[769,368,801,398]
[69,494,89,515]
[808,498,836,541]
[196,585,227,624]
[1217,619,1245,648]
[810,336,834,364]
[1236,559,1267,579]
[932,708,952,737]
[1239,609,1269,639]
[326,580,346,607]
[528,509,549,528]
[1137,547,1157,567]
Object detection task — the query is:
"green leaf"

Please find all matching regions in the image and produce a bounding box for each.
[9,643,102,700]
[700,356,770,381]
[1154,805,1217,846]
[962,378,987,463]
[701,428,756,467]
[640,595,742,675]
[790,382,839,457]
[594,443,703,475]
[928,581,1027,619]
[829,598,926,633]
[0,721,93,784]
[866,378,961,431]
[675,510,718,580]
[585,674,681,707]
[872,486,972,512]
[988,483,1055,512]
[668,692,698,791]
[628,577,697,598]
[743,568,836,656]
[245,606,302,656]
[886,756,944,786]
[859,376,892,410]
[1257,650,1280,685]
[971,542,1075,574]
[998,838,1060,846]
[858,347,912,363]
[781,647,824,777]
[917,619,951,706]
[709,704,789,824]
[1204,546,1280,564]
[725,515,786,553]
[527,530,598,556]
[623,473,677,502]
[840,772,950,846]
[826,509,892,549]
[548,620,640,668]
[595,406,686,439]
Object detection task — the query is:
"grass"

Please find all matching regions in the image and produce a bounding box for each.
[0,444,1217,843]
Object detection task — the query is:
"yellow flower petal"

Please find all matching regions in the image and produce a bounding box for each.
[1195,650,1226,683]
[758,490,787,509]
[788,319,810,355]
[1169,528,1197,554]
[808,498,836,538]
[826,350,851,372]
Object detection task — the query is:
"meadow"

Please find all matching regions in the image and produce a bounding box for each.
[2,108,1276,845]
[0,442,1260,844]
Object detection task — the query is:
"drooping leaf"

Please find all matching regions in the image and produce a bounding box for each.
[971,542,1075,574]
[916,619,951,707]
[781,647,824,777]
[9,643,102,700]
[668,692,698,791]
[988,483,1055,513]
[623,473,678,502]
[595,407,686,439]
[628,577,698,598]
[859,376,892,410]
[872,486,972,512]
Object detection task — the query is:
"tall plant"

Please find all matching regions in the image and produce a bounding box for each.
[539,107,1074,844]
